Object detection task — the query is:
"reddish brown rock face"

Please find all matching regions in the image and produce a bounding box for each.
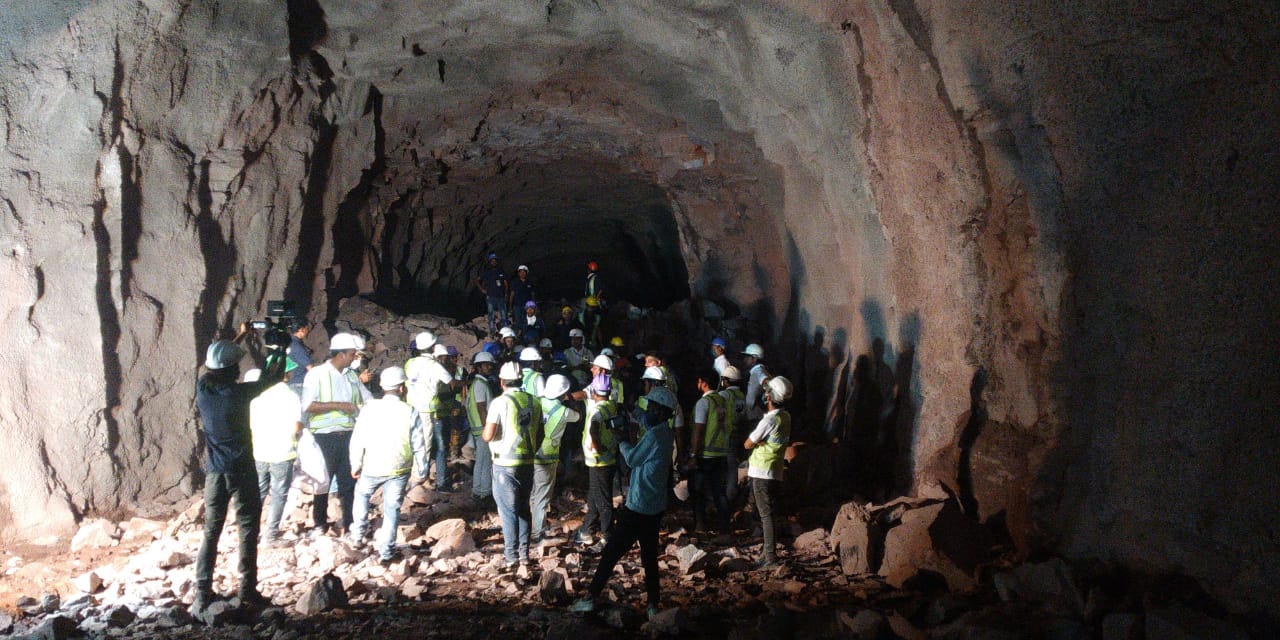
[0,0,1275,615]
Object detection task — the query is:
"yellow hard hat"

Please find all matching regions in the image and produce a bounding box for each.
[610,336,624,347]
[586,295,599,307]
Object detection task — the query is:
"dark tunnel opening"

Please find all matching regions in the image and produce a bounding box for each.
[364,160,693,322]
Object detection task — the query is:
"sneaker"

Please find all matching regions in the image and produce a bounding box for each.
[190,590,216,614]
[346,531,366,548]
[237,588,272,609]
[568,596,596,613]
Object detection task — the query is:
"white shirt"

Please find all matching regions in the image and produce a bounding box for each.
[406,355,452,412]
[747,409,787,480]
[745,363,769,420]
[250,382,302,463]
[301,361,369,433]
[564,345,594,368]
[713,354,729,375]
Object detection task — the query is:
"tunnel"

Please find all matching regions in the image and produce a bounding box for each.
[0,0,1277,633]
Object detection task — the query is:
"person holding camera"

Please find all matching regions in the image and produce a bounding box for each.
[301,332,371,537]
[569,386,677,617]
[193,323,286,613]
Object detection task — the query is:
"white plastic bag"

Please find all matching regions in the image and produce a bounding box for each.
[294,429,330,494]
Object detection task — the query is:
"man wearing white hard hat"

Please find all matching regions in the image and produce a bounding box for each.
[508,264,536,326]
[193,324,288,613]
[466,352,499,502]
[742,343,769,422]
[532,374,579,542]
[563,328,594,370]
[518,347,546,398]
[496,326,518,363]
[301,332,372,537]
[744,376,793,569]
[247,362,304,548]
[347,366,427,563]
[718,365,747,503]
[484,362,544,567]
[405,332,462,492]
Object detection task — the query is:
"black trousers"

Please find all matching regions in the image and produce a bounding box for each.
[752,477,781,561]
[312,430,355,530]
[582,465,616,535]
[589,507,663,605]
[196,467,262,593]
[693,456,730,532]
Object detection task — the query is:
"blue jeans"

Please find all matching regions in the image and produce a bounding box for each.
[471,435,492,499]
[486,297,508,335]
[351,473,408,560]
[492,464,534,563]
[428,415,451,489]
[255,460,294,536]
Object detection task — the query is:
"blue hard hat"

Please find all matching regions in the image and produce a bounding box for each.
[487,252,498,260]
[711,337,727,348]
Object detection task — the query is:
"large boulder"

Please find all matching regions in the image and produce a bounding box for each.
[830,501,880,575]
[878,501,992,592]
[422,518,476,559]
[295,573,348,616]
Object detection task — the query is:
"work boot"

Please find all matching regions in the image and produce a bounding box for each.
[190,589,216,615]
[237,587,272,609]
[754,556,781,571]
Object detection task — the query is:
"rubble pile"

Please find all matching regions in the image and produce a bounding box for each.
[1,478,1263,639]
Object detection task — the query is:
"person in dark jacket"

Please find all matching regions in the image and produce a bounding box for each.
[193,323,285,614]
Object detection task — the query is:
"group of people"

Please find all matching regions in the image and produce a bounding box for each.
[475,253,606,348]
[191,258,795,618]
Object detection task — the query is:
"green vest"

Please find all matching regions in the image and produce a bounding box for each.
[584,400,619,467]
[491,391,541,467]
[521,368,541,396]
[700,391,729,458]
[721,386,745,434]
[748,410,791,477]
[308,365,363,433]
[466,375,495,437]
[536,402,571,464]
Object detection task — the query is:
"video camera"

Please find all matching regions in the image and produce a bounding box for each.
[251,300,299,351]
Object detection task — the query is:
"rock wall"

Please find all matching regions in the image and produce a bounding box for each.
[0,0,1275,614]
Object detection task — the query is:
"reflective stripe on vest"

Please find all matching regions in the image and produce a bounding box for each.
[701,392,729,458]
[491,391,541,466]
[522,369,540,396]
[584,400,619,467]
[536,402,570,464]
[308,366,359,432]
[748,410,791,476]
[466,376,495,436]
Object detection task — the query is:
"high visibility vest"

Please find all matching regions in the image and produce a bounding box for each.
[610,381,625,407]
[536,402,571,464]
[466,375,495,437]
[721,386,745,434]
[491,391,541,467]
[748,410,791,477]
[521,368,542,396]
[584,273,599,298]
[308,365,362,433]
[700,391,729,458]
[584,400,619,467]
[353,398,417,477]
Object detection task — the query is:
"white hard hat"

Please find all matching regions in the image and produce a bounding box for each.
[765,376,794,403]
[517,264,529,272]
[520,347,542,362]
[539,338,553,349]
[592,354,614,371]
[643,366,666,381]
[473,351,496,365]
[498,327,516,339]
[380,366,408,390]
[242,368,262,382]
[743,343,764,358]
[646,387,678,410]
[432,343,450,357]
[569,328,584,338]
[543,374,572,399]
[414,331,438,350]
[330,333,365,351]
[205,340,244,370]
[721,365,742,381]
[499,362,522,381]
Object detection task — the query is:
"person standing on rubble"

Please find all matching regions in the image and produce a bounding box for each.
[475,252,509,337]
[466,352,499,504]
[347,366,428,563]
[532,374,578,542]
[484,362,543,568]
[246,363,303,548]
[569,386,677,618]
[744,376,793,569]
[301,332,372,538]
[406,332,462,491]
[508,264,536,325]
[193,324,287,612]
[582,261,604,347]
[742,343,769,423]
[689,369,731,535]
[578,374,621,547]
